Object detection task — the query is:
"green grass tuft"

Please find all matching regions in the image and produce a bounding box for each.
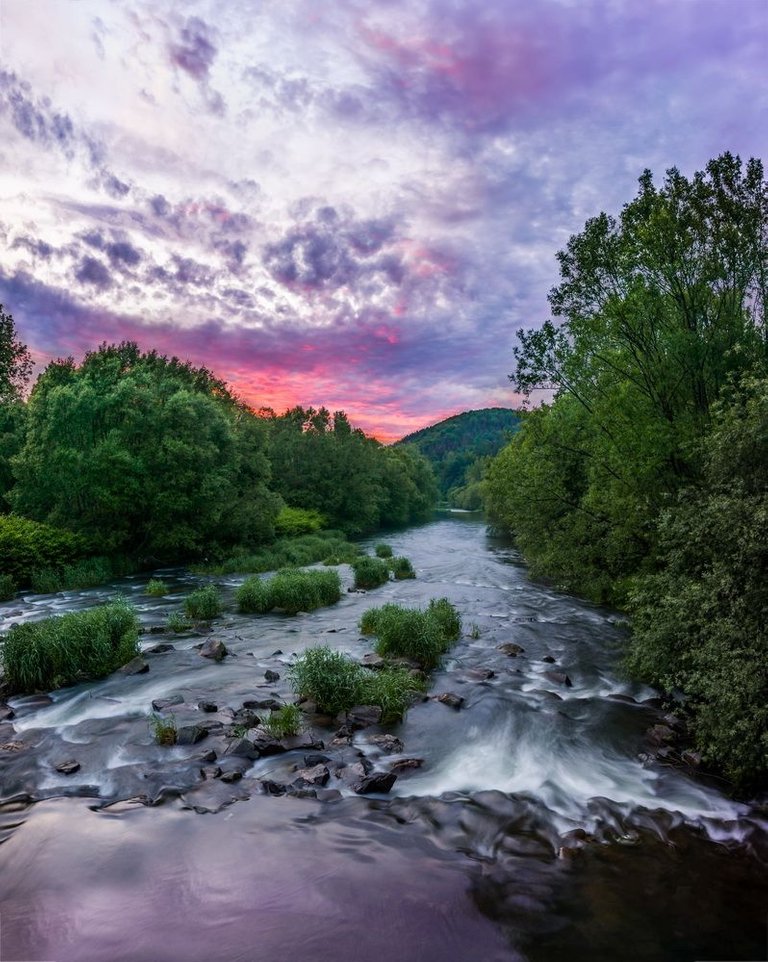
[150,713,177,745]
[389,556,416,579]
[351,556,390,590]
[375,543,393,558]
[184,585,222,620]
[236,569,341,615]
[360,598,462,669]
[260,703,303,738]
[145,578,168,597]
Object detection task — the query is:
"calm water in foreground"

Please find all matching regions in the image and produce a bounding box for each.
[0,515,765,962]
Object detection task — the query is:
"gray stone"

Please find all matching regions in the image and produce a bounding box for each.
[315,788,342,802]
[360,653,385,669]
[220,769,244,783]
[152,694,184,711]
[243,698,283,711]
[345,705,382,730]
[292,764,330,788]
[55,759,80,775]
[436,692,464,710]
[225,737,259,760]
[145,642,175,653]
[0,703,15,722]
[176,725,208,745]
[367,734,403,754]
[264,669,280,682]
[497,643,525,656]
[543,671,573,688]
[198,700,218,713]
[120,657,149,675]
[354,771,397,794]
[199,638,227,661]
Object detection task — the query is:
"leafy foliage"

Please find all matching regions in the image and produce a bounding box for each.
[1,598,139,693]
[274,506,327,537]
[0,515,87,587]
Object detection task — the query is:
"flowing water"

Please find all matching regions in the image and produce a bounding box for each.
[0,515,765,962]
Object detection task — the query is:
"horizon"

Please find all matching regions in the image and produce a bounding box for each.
[1,0,766,440]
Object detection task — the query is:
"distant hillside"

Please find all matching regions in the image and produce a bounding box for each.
[396,407,521,495]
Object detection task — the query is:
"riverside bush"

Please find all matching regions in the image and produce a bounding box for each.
[389,556,415,580]
[184,585,222,620]
[0,574,16,602]
[288,645,421,718]
[198,532,360,576]
[352,556,390,589]
[0,515,86,587]
[274,506,327,537]
[236,576,272,614]
[30,556,118,594]
[361,599,462,669]
[0,598,139,693]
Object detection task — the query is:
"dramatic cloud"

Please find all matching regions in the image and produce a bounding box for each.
[0,0,765,438]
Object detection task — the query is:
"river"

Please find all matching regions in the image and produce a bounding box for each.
[0,514,765,961]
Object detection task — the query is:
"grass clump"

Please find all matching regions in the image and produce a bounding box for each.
[360,598,462,669]
[166,610,192,633]
[145,578,168,597]
[352,556,390,590]
[236,569,341,615]
[184,585,222,621]
[260,703,303,738]
[288,645,422,719]
[389,556,416,580]
[0,574,16,602]
[29,556,123,594]
[0,598,139,693]
[150,713,177,746]
[375,543,393,558]
[195,532,360,576]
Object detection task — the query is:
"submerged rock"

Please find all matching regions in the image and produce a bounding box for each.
[120,657,149,675]
[199,639,228,661]
[145,643,175,654]
[543,671,572,688]
[436,692,464,710]
[55,759,81,775]
[497,643,525,656]
[390,757,424,773]
[264,669,280,682]
[0,703,15,722]
[198,700,218,713]
[366,734,404,754]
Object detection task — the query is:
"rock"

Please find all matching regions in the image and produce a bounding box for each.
[145,643,175,653]
[315,788,342,802]
[199,749,218,762]
[607,693,637,704]
[243,698,284,712]
[200,765,222,780]
[220,769,244,783]
[152,695,184,711]
[271,649,283,656]
[436,692,464,710]
[331,736,352,747]
[497,643,525,656]
[198,700,218,713]
[354,771,397,795]
[225,737,259,760]
[11,693,52,709]
[541,655,556,664]
[361,653,385,670]
[120,657,149,675]
[55,759,80,775]
[250,733,287,757]
[558,845,583,860]
[148,625,167,635]
[0,703,15,722]
[647,724,675,746]
[176,725,208,745]
[367,734,403,754]
[200,639,227,661]
[261,780,287,796]
[681,749,702,767]
[263,669,280,683]
[292,764,330,788]
[345,705,382,730]
[304,753,331,767]
[543,671,572,687]
[391,757,423,773]
[280,733,324,753]
[466,667,495,681]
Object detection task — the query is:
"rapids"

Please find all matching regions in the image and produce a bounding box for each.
[0,514,765,961]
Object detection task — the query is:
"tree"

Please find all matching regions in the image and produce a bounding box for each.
[0,304,32,403]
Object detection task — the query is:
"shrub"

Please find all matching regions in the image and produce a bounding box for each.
[260,703,303,738]
[150,713,177,746]
[288,646,365,715]
[184,585,222,620]
[361,599,462,669]
[236,576,272,614]
[0,598,139,693]
[145,578,168,597]
[389,556,416,580]
[352,556,390,590]
[0,515,87,588]
[268,569,341,615]
[375,543,393,558]
[274,506,327,537]
[0,574,16,602]
[166,610,192,632]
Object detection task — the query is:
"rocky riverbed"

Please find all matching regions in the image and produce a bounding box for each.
[0,514,766,962]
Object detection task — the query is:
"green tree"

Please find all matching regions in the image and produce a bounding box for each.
[0,306,32,509]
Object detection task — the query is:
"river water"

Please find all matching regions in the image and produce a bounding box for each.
[0,514,765,962]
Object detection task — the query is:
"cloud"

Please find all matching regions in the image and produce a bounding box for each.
[75,257,112,289]
[169,17,217,81]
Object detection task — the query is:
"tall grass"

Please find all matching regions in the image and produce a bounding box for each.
[375,543,393,558]
[352,556,390,589]
[29,556,132,594]
[184,585,222,620]
[236,569,341,616]
[194,531,360,576]
[389,556,416,580]
[0,574,16,603]
[359,599,462,669]
[0,598,140,693]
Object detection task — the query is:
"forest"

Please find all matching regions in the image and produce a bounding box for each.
[485,152,767,786]
[0,324,437,593]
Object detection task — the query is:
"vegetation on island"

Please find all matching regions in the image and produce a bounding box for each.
[486,152,768,786]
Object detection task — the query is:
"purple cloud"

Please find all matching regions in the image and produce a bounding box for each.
[169,17,217,81]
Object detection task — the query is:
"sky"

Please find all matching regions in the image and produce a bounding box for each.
[0,1,766,440]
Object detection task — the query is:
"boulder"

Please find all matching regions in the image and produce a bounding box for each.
[198,700,218,713]
[176,725,208,745]
[199,639,227,661]
[361,653,385,670]
[220,769,244,783]
[152,695,184,712]
[543,671,572,688]
[497,644,525,656]
[55,759,80,775]
[390,757,424,773]
[354,771,397,795]
[145,643,175,653]
[120,657,149,675]
[292,764,330,788]
[436,692,464,710]
[345,705,382,730]
[465,667,495,681]
[200,765,222,780]
[224,737,260,760]
[367,734,403,754]
[304,752,331,767]
[264,669,280,682]
[243,698,284,712]
[0,703,14,722]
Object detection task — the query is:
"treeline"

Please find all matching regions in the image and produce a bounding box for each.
[486,152,767,786]
[0,324,437,591]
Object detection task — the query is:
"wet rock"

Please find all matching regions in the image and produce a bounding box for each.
[436,692,464,710]
[200,765,222,780]
[543,671,572,687]
[304,752,331,767]
[145,643,175,654]
[315,788,342,802]
[0,703,14,722]
[11,693,52,710]
[120,656,149,675]
[497,643,525,656]
[607,693,637,704]
[681,749,702,767]
[331,735,352,747]
[292,764,330,788]
[199,638,227,661]
[531,689,563,701]
[176,725,208,745]
[148,625,167,635]
[391,757,423,773]
[261,780,287,796]
[264,669,280,682]
[198,700,218,713]
[220,769,244,783]
[280,733,324,753]
[361,653,385,670]
[152,694,184,712]
[557,845,583,861]
[271,649,283,656]
[199,748,218,762]
[541,655,556,664]
[647,724,675,746]
[181,780,250,814]
[224,737,259,760]
[367,734,403,754]
[243,698,284,712]
[354,771,397,795]
[55,759,81,775]
[466,667,495,681]
[250,733,286,757]
[344,705,382,730]
[232,709,260,729]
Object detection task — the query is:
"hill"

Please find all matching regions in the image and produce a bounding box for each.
[396,407,521,497]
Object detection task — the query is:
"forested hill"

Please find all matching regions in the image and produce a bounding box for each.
[396,407,520,496]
